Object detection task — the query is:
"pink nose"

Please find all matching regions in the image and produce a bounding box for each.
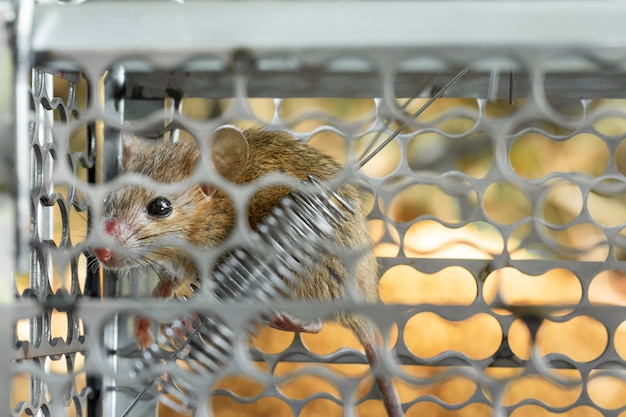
[94,248,113,264]
[104,218,119,236]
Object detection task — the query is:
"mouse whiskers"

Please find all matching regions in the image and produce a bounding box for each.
[135,228,187,243]
[86,256,101,273]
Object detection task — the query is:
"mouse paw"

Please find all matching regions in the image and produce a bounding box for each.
[154,279,176,298]
[134,316,155,349]
[173,312,201,338]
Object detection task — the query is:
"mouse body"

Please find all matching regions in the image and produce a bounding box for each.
[94,126,403,417]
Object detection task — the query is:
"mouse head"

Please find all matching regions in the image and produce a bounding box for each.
[94,126,249,276]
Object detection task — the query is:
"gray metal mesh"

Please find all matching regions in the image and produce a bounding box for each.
[11,66,94,416]
[8,1,626,417]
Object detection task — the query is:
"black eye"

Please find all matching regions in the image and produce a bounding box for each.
[103,193,115,208]
[146,197,172,218]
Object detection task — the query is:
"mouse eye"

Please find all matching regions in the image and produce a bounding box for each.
[146,197,172,218]
[103,193,114,208]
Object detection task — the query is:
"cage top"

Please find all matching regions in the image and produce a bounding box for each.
[28,1,626,99]
[31,1,626,54]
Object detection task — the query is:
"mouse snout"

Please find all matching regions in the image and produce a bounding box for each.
[94,218,123,267]
[104,218,120,236]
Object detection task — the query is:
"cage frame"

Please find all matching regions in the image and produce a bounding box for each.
[7,1,626,417]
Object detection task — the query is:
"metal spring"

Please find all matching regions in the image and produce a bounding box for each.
[210,174,352,301]
[120,174,354,416]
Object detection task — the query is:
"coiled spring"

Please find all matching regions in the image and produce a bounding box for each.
[210,174,353,301]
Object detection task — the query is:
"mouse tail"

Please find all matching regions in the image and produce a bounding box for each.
[344,315,405,417]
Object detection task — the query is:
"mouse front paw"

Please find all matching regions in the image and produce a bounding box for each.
[134,316,155,349]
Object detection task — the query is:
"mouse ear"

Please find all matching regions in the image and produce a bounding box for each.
[121,131,143,168]
[120,122,147,170]
[210,126,249,182]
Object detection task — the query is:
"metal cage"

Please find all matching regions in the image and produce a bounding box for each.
[5,1,626,417]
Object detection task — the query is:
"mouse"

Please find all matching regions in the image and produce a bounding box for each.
[93,126,404,417]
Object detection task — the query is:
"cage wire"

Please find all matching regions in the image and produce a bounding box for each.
[6,1,626,417]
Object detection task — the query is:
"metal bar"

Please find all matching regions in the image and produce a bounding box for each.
[119,70,626,100]
[29,2,626,52]
[100,90,165,417]
[1,2,15,415]
[13,0,33,281]
[101,68,125,417]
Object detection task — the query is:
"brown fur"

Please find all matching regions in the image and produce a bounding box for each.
[236,129,379,340]
[110,128,379,337]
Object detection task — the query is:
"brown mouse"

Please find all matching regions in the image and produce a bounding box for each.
[94,126,403,417]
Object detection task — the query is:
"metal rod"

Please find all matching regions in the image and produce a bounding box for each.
[358,66,471,169]
[120,320,207,417]
[13,0,34,276]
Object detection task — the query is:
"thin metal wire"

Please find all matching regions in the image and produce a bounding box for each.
[120,321,207,417]
[358,66,471,169]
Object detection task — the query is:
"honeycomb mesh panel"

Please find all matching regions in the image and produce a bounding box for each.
[7,2,626,417]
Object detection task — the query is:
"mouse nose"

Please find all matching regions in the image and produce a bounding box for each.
[94,248,113,264]
[104,218,119,236]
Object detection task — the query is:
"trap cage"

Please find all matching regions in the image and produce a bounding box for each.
[5,1,626,417]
